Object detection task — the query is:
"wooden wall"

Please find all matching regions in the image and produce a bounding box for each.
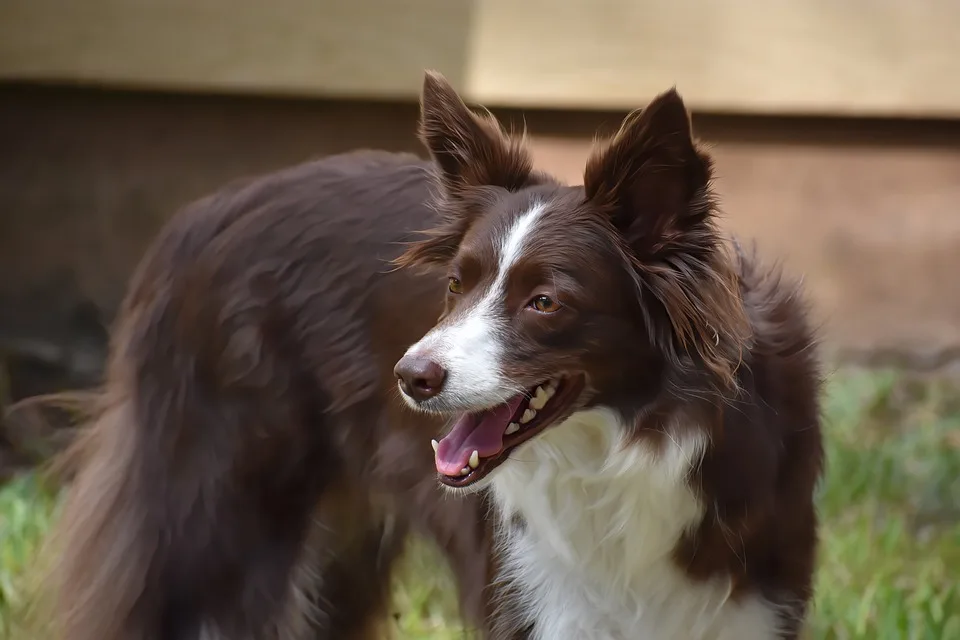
[2,0,959,117]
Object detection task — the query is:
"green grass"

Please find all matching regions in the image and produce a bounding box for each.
[0,474,57,639]
[809,370,960,639]
[2,368,959,638]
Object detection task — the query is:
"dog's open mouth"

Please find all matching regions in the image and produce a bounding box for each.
[432,374,586,487]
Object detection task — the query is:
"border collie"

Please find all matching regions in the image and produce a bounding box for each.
[395,73,823,639]
[43,70,822,640]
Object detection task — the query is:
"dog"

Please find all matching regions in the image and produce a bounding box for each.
[393,73,824,639]
[44,70,822,640]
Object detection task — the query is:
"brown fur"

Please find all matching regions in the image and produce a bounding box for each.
[582,92,752,391]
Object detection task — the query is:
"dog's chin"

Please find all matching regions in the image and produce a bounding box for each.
[438,471,497,496]
[425,374,588,490]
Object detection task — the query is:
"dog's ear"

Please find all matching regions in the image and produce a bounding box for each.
[584,89,750,388]
[395,71,535,270]
[418,70,533,195]
[584,88,711,258]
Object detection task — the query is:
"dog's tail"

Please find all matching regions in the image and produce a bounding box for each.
[2,389,97,481]
[25,385,159,640]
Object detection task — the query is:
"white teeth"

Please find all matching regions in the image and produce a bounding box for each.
[505,422,520,435]
[469,450,479,469]
[461,467,471,475]
[521,408,536,424]
[545,381,557,398]
[530,386,548,410]
[431,439,439,453]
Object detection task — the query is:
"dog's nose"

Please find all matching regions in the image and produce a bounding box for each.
[394,355,447,402]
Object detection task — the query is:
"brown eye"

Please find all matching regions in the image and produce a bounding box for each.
[530,295,561,313]
[448,277,463,294]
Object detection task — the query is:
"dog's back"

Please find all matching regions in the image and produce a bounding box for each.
[50,150,492,639]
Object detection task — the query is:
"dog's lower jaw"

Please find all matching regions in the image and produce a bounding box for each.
[435,426,550,497]
[438,472,495,497]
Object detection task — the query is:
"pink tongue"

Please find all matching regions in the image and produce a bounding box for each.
[435,395,526,476]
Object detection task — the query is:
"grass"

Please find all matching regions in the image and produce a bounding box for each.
[1,367,959,638]
[0,474,57,639]
[809,370,960,639]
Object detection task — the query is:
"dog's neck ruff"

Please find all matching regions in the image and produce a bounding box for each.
[488,407,783,640]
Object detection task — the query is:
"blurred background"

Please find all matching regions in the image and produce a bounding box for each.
[0,1,958,638]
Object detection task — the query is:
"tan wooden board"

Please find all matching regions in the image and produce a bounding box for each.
[0,0,474,100]
[2,0,959,117]
[466,0,960,117]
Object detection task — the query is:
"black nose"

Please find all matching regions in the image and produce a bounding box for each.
[394,355,447,402]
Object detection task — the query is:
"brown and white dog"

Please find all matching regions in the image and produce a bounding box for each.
[395,74,824,639]
[46,71,822,640]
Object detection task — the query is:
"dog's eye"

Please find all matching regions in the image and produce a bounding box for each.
[448,277,463,294]
[530,295,561,313]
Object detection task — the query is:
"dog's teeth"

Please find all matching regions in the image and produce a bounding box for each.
[505,422,520,435]
[530,386,548,410]
[469,450,479,469]
[461,467,471,475]
[431,439,439,453]
[521,408,536,424]
[545,382,557,398]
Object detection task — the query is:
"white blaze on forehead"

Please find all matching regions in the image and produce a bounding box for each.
[401,201,548,408]
[496,200,546,279]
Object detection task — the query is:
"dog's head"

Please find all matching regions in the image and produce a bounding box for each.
[394,71,750,489]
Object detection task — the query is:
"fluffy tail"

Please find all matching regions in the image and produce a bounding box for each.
[43,390,159,640]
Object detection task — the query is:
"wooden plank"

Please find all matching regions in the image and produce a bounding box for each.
[1,0,959,117]
[0,0,474,99]
[465,0,960,117]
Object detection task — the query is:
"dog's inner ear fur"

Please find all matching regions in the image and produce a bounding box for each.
[583,89,750,389]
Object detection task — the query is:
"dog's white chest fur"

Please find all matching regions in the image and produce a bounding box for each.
[489,408,780,640]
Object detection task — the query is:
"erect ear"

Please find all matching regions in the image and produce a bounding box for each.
[584,88,712,258]
[418,70,533,194]
[394,71,536,270]
[584,89,750,388]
